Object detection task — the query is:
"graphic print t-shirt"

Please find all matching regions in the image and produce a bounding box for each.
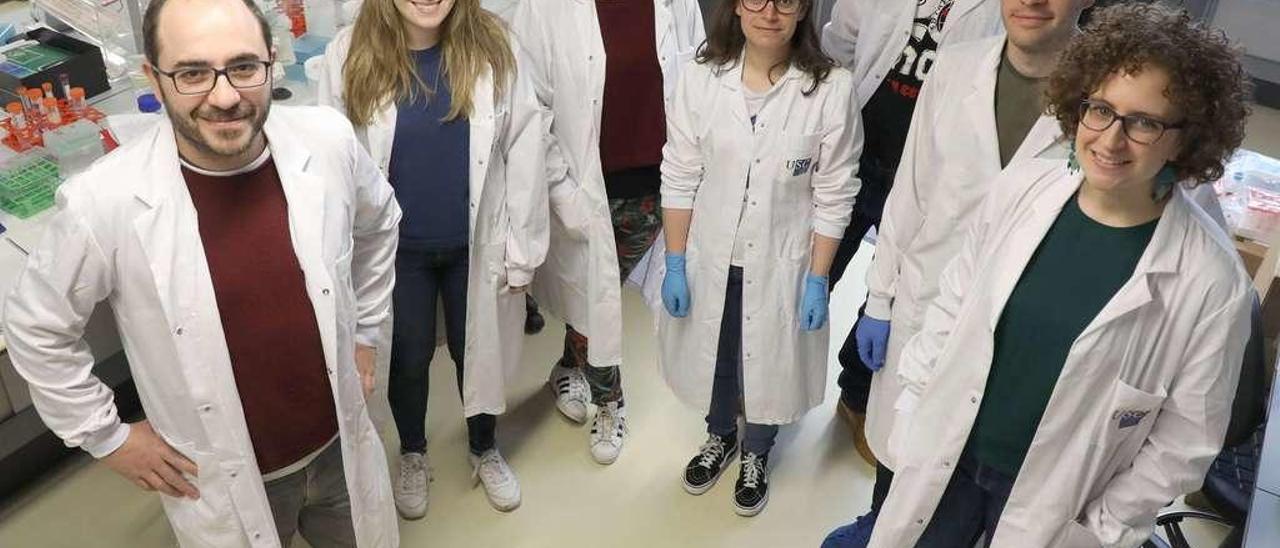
[859,0,954,168]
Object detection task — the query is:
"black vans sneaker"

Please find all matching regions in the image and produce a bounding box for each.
[734,452,769,517]
[683,433,738,495]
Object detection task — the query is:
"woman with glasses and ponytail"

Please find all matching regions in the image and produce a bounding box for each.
[657,0,860,517]
[866,4,1254,546]
[317,0,546,517]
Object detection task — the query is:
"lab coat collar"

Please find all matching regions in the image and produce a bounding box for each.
[961,36,1005,176]
[717,53,810,92]
[131,109,314,208]
[947,0,990,30]
[1030,168,1188,277]
[1029,167,1191,340]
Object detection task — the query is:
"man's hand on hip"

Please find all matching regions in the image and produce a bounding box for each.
[101,420,200,500]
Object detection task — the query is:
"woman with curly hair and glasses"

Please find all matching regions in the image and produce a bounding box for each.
[866,3,1253,547]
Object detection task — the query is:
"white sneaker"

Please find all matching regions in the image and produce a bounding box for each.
[469,449,521,512]
[394,452,429,520]
[549,361,590,423]
[589,402,626,464]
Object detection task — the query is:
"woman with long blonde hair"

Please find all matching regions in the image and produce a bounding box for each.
[318,0,546,517]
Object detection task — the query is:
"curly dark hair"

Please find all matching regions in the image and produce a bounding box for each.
[697,0,835,96]
[1045,2,1252,185]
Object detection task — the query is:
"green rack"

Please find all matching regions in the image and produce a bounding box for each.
[0,153,62,219]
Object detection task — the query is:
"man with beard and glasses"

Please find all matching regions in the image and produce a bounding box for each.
[0,0,401,545]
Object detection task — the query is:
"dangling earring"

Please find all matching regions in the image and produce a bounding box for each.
[1067,140,1080,174]
[1152,165,1178,201]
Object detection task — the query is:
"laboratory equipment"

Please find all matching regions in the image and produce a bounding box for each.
[43,118,104,173]
[0,150,61,218]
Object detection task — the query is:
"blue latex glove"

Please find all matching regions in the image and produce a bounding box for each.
[855,316,891,372]
[800,273,829,331]
[662,253,691,317]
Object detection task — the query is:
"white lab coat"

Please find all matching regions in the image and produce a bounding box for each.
[869,159,1252,548]
[657,60,861,423]
[862,35,1068,469]
[317,26,548,417]
[510,0,705,368]
[820,0,1002,109]
[2,107,401,548]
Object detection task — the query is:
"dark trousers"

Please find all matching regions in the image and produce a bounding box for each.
[560,190,662,406]
[388,246,496,456]
[705,267,779,456]
[828,157,896,412]
[916,457,1016,548]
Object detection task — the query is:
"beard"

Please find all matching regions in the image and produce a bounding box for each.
[160,89,269,162]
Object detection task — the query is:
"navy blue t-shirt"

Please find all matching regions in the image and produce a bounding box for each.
[388,46,470,250]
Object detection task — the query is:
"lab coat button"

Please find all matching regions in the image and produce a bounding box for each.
[252,532,261,540]
[322,288,330,296]
[916,518,924,525]
[970,396,978,404]
[200,404,212,413]
[175,327,184,336]
[230,470,238,478]
[943,460,951,467]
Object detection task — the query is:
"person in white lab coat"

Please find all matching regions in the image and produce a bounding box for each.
[509,0,705,464]
[1,0,401,546]
[868,4,1254,546]
[819,0,1002,468]
[659,0,860,517]
[316,0,545,516]
[824,0,1089,544]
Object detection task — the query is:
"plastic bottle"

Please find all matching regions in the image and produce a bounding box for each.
[43,97,61,125]
[16,86,30,112]
[69,87,87,116]
[7,102,27,147]
[24,88,43,117]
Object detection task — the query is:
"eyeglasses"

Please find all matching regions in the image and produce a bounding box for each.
[152,60,273,96]
[1078,100,1185,145]
[741,0,803,15]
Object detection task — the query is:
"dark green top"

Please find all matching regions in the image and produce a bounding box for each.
[995,49,1046,168]
[967,194,1158,477]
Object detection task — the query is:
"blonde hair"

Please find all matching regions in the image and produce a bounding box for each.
[341,0,515,126]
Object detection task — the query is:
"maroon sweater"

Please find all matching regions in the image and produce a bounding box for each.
[182,157,338,475]
[597,0,665,196]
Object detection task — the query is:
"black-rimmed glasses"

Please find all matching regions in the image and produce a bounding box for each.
[741,0,803,15]
[1079,100,1185,145]
[152,60,273,96]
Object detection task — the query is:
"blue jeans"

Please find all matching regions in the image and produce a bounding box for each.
[916,457,1016,548]
[706,267,779,456]
[388,246,495,455]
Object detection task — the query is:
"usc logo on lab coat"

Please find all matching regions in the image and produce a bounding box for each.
[787,157,814,177]
[1113,409,1151,429]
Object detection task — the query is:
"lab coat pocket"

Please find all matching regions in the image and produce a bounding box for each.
[1049,520,1102,548]
[549,180,590,242]
[159,442,240,544]
[780,133,822,183]
[1099,379,1165,474]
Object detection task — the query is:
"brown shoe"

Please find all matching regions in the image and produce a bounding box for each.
[838,400,877,467]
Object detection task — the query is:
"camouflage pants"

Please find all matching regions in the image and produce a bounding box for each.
[562,193,662,405]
